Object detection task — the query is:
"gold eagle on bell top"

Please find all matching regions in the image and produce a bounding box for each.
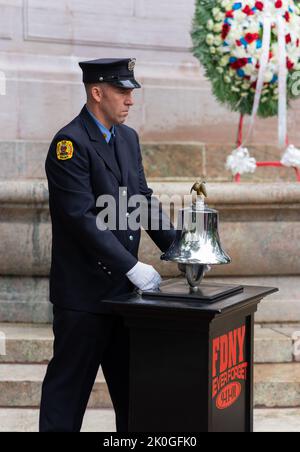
[190,181,207,197]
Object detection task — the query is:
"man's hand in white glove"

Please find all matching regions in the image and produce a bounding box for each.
[126,262,162,291]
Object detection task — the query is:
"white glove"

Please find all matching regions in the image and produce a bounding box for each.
[126,262,162,291]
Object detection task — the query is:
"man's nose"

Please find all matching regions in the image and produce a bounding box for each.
[125,92,134,106]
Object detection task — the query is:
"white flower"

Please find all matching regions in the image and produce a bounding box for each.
[207,19,214,31]
[234,10,246,22]
[229,26,244,42]
[248,41,257,55]
[242,81,251,89]
[221,0,232,8]
[232,47,248,59]
[288,47,300,64]
[212,7,221,18]
[220,55,230,66]
[226,147,257,176]
[264,71,274,83]
[216,11,225,22]
[281,145,300,168]
[247,24,259,34]
[214,36,223,47]
[206,34,215,46]
[213,23,223,33]
[243,64,255,76]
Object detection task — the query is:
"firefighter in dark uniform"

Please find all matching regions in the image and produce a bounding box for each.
[39,58,176,432]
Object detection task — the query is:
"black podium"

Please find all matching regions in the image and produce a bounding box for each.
[102,282,278,433]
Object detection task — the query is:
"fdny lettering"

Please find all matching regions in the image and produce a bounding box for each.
[212,325,248,401]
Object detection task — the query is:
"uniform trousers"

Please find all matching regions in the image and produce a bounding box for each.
[39,306,130,432]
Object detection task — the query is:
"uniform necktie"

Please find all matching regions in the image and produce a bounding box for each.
[108,135,121,182]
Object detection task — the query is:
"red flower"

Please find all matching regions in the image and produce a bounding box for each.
[231,58,248,70]
[297,39,300,47]
[284,12,290,22]
[226,10,234,18]
[275,0,283,8]
[286,34,292,44]
[243,5,255,15]
[269,51,273,60]
[245,32,260,44]
[222,23,231,40]
[236,40,242,47]
[255,1,264,11]
[287,58,294,70]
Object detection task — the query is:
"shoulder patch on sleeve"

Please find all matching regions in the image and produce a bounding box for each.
[56,140,74,160]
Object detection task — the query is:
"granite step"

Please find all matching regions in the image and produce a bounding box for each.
[254,363,300,408]
[0,276,299,324]
[0,364,111,409]
[0,323,298,364]
[0,408,115,433]
[0,363,299,409]
[0,408,299,432]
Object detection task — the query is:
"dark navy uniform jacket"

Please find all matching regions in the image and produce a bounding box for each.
[46,106,175,313]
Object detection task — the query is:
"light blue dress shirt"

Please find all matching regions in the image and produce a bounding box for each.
[87,108,115,143]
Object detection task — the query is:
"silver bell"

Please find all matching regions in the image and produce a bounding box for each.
[161,181,231,290]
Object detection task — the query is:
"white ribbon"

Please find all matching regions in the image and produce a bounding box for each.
[244,1,272,145]
[244,2,287,149]
[277,15,288,149]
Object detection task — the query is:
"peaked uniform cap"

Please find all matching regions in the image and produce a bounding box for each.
[79,58,141,89]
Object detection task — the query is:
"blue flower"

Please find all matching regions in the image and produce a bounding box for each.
[237,69,245,77]
[271,75,278,84]
[233,2,242,10]
[256,40,262,49]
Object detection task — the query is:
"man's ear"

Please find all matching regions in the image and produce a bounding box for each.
[91,84,103,103]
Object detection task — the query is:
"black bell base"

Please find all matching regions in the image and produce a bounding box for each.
[101,283,278,432]
[142,280,244,303]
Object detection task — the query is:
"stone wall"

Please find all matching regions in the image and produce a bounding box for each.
[0,180,299,322]
[0,141,299,182]
[1,180,299,277]
[1,0,300,145]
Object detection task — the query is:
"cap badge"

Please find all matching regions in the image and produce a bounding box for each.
[128,58,136,71]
